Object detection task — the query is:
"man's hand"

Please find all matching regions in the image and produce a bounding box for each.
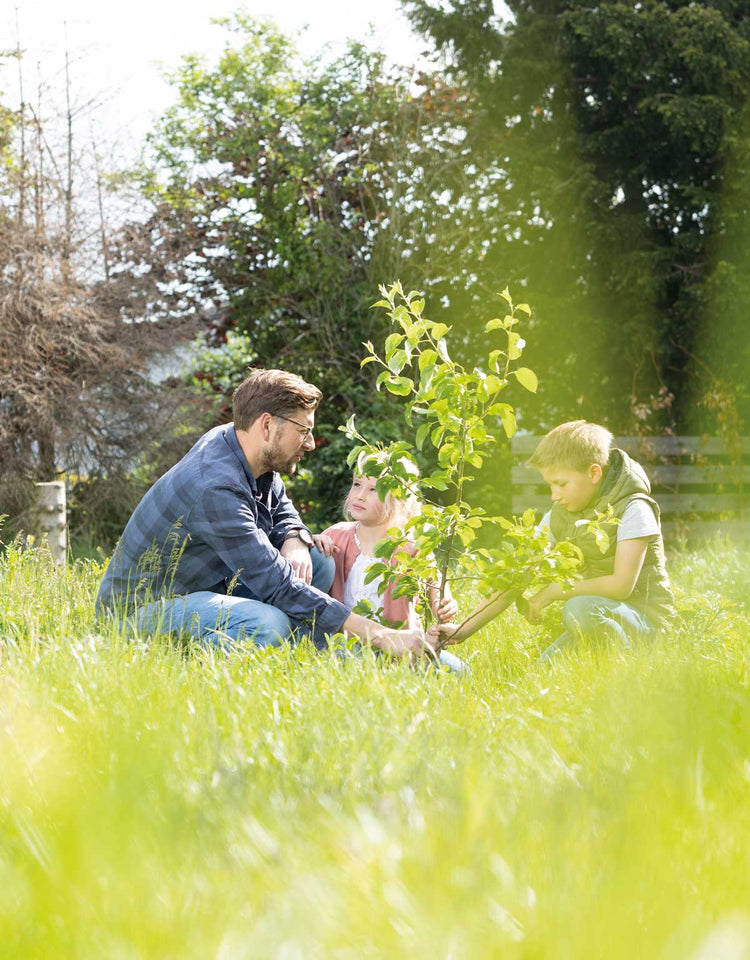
[280,537,313,584]
[341,613,437,661]
[379,627,437,661]
[312,533,338,558]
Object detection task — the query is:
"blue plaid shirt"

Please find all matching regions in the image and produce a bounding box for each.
[97,423,349,635]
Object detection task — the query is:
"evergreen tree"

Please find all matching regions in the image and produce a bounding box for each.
[402,0,750,432]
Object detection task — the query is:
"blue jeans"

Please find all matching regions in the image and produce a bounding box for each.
[134,548,336,650]
[541,595,655,661]
[435,649,469,675]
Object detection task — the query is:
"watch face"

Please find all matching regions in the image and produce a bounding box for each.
[299,529,314,547]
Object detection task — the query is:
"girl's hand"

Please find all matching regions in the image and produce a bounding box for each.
[432,595,458,623]
[312,533,338,558]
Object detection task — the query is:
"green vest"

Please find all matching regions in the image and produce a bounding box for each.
[549,449,676,628]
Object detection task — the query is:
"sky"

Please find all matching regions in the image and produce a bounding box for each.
[0,0,425,157]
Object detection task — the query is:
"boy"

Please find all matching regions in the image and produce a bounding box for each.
[430,420,675,658]
[523,420,675,658]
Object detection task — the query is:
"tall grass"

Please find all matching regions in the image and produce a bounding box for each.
[1,540,750,958]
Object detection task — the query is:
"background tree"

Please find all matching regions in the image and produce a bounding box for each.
[0,51,209,547]
[127,14,477,525]
[401,0,750,434]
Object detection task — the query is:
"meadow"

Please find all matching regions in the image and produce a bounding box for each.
[1,539,750,959]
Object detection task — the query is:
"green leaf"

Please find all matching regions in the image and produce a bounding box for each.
[352,598,375,616]
[360,355,378,367]
[431,322,449,340]
[422,472,449,491]
[385,332,403,357]
[484,374,502,395]
[436,339,451,363]
[495,403,517,438]
[418,348,437,371]
[418,364,436,393]
[507,332,524,360]
[499,287,512,305]
[458,526,476,546]
[387,349,408,373]
[363,562,390,584]
[373,537,400,559]
[385,376,413,396]
[416,422,431,450]
[513,367,538,393]
[516,303,531,315]
[485,318,504,333]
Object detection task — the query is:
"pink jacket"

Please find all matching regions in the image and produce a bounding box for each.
[322,522,420,629]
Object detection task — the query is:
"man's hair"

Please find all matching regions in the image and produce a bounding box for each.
[527,420,613,471]
[232,368,321,430]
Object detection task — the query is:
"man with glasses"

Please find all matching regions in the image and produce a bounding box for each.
[97,368,434,659]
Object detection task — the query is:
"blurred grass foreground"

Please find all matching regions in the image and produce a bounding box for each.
[2,539,750,958]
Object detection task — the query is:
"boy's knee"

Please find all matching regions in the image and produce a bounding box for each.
[561,595,602,636]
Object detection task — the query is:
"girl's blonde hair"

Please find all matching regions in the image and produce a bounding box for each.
[343,458,421,528]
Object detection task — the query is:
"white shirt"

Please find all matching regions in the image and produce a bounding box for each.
[538,499,659,544]
[342,528,384,611]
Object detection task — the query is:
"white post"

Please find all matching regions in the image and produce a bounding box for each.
[35,481,67,564]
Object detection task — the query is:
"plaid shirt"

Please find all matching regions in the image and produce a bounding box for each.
[96,423,349,635]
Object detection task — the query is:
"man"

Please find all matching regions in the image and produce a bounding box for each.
[97,368,433,659]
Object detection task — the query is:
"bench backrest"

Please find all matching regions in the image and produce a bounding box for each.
[510,435,749,542]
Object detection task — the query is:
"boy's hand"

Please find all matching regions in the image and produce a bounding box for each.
[312,533,339,558]
[525,584,560,624]
[427,622,461,649]
[432,595,458,623]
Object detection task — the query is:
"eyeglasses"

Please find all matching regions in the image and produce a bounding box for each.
[274,413,314,441]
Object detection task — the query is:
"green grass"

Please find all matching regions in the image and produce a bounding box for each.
[2,541,750,958]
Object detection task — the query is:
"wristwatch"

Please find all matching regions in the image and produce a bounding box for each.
[284,528,314,548]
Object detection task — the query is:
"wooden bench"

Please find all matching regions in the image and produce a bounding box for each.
[511,435,750,543]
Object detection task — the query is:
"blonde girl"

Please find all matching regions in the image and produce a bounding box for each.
[320,471,465,671]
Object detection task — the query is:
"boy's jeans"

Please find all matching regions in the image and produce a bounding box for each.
[541,594,655,661]
[134,547,336,649]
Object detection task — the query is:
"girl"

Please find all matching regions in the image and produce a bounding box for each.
[321,471,466,672]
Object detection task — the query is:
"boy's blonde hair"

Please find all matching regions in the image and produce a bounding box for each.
[527,420,613,472]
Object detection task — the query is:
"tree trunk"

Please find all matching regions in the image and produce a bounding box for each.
[34,481,67,564]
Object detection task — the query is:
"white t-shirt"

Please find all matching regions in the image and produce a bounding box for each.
[538,499,659,544]
[343,528,384,610]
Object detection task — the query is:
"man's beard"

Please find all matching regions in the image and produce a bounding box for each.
[260,434,298,476]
